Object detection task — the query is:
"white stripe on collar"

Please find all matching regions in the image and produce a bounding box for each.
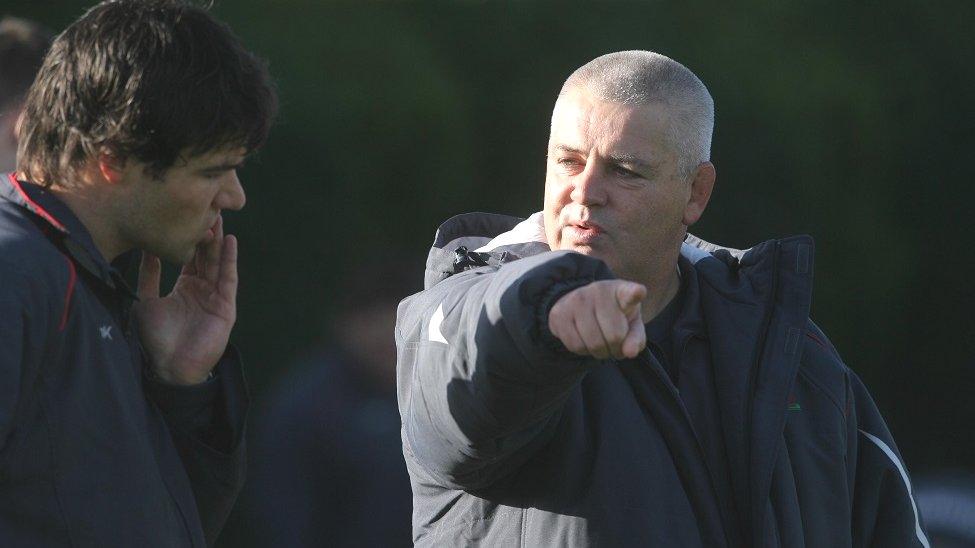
[680,241,713,265]
[474,211,548,252]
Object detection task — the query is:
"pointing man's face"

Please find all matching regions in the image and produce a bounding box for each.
[543,89,710,283]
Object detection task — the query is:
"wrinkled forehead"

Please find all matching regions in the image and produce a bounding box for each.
[548,90,673,154]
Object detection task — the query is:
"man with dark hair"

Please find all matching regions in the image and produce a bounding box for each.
[0,16,52,173]
[0,1,276,546]
[397,51,927,546]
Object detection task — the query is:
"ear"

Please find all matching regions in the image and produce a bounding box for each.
[96,149,127,184]
[682,161,715,227]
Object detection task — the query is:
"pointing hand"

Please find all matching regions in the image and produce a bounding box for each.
[548,280,647,360]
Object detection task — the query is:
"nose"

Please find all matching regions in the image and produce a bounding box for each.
[568,161,607,206]
[217,171,246,211]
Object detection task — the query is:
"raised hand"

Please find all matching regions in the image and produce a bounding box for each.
[133,215,238,385]
[548,280,647,360]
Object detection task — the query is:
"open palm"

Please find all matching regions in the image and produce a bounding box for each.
[133,216,238,385]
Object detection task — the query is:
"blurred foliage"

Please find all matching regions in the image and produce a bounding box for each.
[6,1,974,544]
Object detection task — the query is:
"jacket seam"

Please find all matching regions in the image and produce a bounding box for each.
[795,366,845,418]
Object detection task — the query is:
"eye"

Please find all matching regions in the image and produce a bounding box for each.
[613,165,641,179]
[201,170,227,180]
[554,157,585,172]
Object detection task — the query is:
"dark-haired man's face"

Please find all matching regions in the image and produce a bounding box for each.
[543,89,709,285]
[116,147,247,264]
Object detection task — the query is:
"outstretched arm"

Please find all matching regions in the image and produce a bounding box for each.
[398,250,643,490]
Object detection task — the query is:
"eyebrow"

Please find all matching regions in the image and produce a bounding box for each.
[551,144,654,169]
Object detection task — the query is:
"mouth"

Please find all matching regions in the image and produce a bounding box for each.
[562,220,605,246]
[203,217,220,241]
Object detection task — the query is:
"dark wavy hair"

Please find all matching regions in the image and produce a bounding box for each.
[17,0,277,185]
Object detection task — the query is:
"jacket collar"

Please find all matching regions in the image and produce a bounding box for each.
[2,172,137,296]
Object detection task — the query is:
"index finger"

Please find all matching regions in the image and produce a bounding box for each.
[621,314,647,358]
[216,234,238,301]
[202,215,224,284]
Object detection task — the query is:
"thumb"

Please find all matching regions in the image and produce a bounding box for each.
[615,281,647,317]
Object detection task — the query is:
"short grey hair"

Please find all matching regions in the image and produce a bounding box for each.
[560,50,714,178]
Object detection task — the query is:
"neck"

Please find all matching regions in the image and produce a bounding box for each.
[639,262,681,321]
[48,183,126,262]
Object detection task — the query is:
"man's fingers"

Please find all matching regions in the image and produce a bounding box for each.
[550,316,585,355]
[549,280,647,360]
[621,313,647,358]
[137,251,162,300]
[202,215,223,283]
[615,281,647,316]
[216,234,238,302]
[595,298,630,359]
[575,313,610,360]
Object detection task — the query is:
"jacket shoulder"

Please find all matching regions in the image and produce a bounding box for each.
[0,202,75,302]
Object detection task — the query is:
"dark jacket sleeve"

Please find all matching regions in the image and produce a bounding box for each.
[144,345,249,547]
[848,370,930,547]
[397,250,613,490]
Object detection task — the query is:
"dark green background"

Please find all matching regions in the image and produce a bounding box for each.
[9,1,975,544]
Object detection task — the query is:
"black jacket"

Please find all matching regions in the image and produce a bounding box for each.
[396,212,929,547]
[0,174,248,547]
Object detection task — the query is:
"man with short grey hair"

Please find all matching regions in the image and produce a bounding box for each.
[397,50,927,546]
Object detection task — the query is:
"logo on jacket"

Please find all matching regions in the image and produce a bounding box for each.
[99,325,113,340]
[787,391,801,411]
[428,303,449,345]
